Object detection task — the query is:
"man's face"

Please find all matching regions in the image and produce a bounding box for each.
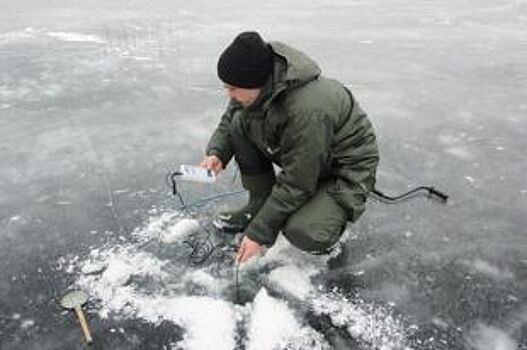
[223,84,261,107]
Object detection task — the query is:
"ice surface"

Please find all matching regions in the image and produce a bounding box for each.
[1,0,526,348]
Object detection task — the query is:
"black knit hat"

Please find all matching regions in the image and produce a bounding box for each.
[217,31,273,88]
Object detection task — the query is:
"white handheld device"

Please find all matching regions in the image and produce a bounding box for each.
[177,164,216,183]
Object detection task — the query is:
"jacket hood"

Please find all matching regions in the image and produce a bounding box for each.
[269,41,321,92]
[245,41,321,113]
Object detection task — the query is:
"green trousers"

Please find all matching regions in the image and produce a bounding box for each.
[282,181,347,253]
[231,115,347,254]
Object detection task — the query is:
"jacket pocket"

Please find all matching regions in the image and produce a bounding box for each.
[327,177,367,222]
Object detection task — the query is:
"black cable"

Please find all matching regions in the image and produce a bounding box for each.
[183,226,217,266]
[168,171,243,299]
[235,261,240,304]
[372,186,448,204]
[169,171,239,264]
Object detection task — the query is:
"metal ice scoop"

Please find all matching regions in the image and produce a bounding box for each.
[60,290,93,344]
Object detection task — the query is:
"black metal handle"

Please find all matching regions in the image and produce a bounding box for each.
[428,187,448,203]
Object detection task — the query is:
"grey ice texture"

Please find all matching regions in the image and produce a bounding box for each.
[1,0,526,349]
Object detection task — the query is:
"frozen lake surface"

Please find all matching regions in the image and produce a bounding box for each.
[1,0,526,349]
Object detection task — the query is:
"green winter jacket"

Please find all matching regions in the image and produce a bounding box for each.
[206,42,379,246]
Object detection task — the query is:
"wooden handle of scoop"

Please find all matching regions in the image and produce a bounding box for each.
[74,306,93,344]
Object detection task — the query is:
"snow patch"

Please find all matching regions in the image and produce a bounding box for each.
[76,246,235,349]
[445,147,473,160]
[131,211,181,241]
[160,218,200,243]
[246,288,329,350]
[20,319,35,329]
[465,176,476,183]
[312,291,408,349]
[469,259,514,281]
[267,264,317,300]
[0,28,36,46]
[77,247,169,313]
[438,134,462,146]
[467,324,517,350]
[67,212,409,349]
[183,269,225,296]
[47,32,105,44]
[101,257,134,286]
[135,296,236,350]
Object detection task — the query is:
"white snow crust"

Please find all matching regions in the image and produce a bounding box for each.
[64,212,410,350]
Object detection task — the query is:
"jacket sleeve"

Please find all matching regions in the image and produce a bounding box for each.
[205,101,237,167]
[246,109,332,246]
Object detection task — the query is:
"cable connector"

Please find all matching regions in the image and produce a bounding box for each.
[428,187,448,203]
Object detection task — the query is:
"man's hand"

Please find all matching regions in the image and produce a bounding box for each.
[200,155,223,175]
[236,235,263,263]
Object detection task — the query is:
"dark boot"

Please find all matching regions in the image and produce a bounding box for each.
[214,171,275,233]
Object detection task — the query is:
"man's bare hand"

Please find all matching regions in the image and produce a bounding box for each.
[236,235,263,263]
[200,155,223,175]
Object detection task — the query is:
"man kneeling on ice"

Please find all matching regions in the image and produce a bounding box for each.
[200,31,379,263]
